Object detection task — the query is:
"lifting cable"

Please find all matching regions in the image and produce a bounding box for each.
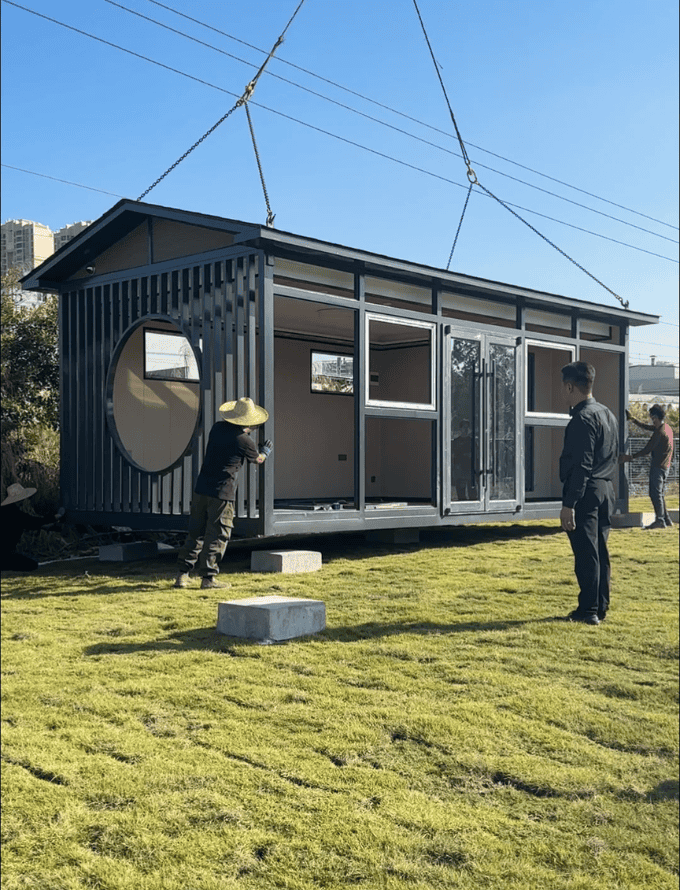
[446,181,473,270]
[412,0,630,308]
[137,0,307,225]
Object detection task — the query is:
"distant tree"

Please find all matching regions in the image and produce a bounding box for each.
[626,400,678,432]
[1,268,59,432]
[1,264,27,304]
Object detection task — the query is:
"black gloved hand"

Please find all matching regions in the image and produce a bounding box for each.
[260,438,273,458]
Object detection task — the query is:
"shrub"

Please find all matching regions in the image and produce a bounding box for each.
[1,426,60,517]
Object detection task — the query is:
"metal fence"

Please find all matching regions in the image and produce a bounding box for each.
[625,436,679,496]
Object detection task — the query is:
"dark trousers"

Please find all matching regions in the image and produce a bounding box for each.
[566,480,613,618]
[649,466,671,525]
[177,494,234,578]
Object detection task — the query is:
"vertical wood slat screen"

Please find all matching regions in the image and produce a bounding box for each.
[59,249,262,525]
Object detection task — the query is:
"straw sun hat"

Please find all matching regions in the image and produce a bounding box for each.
[2,482,37,507]
[219,397,269,427]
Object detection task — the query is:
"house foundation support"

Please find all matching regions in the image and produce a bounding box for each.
[216,595,326,641]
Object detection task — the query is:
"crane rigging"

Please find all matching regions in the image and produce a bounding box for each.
[137,0,632,307]
[411,0,630,308]
[137,0,307,227]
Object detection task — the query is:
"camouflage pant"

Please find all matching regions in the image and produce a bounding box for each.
[177,495,234,578]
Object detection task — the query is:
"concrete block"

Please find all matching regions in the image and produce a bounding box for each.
[612,511,678,529]
[250,550,322,574]
[365,528,420,544]
[99,541,159,561]
[612,513,645,528]
[217,595,326,641]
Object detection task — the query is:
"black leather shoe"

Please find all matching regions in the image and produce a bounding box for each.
[565,610,600,625]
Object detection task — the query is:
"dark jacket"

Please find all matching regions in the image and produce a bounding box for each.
[559,397,618,508]
[194,422,260,501]
[4,503,48,550]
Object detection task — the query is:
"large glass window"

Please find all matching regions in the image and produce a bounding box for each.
[366,314,436,410]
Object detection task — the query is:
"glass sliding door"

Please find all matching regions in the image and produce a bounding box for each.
[444,328,520,514]
[447,333,483,511]
[488,340,518,505]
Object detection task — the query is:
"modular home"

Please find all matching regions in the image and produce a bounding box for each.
[23,199,658,538]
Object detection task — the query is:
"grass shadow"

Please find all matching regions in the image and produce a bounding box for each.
[82,616,561,656]
[246,523,565,564]
[2,524,564,600]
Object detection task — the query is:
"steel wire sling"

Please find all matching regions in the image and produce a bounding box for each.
[136,0,307,223]
[412,0,630,308]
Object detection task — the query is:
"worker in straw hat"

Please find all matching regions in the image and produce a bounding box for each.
[175,397,272,589]
[1,482,63,572]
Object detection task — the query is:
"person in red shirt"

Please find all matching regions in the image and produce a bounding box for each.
[619,404,674,529]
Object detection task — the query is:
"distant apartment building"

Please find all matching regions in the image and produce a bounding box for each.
[54,221,92,251]
[1,219,54,276]
[2,217,92,305]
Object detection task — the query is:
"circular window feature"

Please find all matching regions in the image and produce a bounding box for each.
[107,316,201,473]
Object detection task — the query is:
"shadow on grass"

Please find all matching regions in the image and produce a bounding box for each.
[83,616,561,656]
[3,524,564,600]
[246,523,565,564]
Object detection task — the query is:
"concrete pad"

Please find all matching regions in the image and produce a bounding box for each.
[216,595,326,641]
[99,541,159,561]
[612,513,645,528]
[250,550,322,574]
[612,511,678,529]
[365,528,420,544]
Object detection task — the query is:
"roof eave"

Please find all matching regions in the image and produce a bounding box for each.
[248,228,659,326]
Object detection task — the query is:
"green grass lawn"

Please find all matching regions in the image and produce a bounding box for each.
[628,494,679,514]
[2,521,678,890]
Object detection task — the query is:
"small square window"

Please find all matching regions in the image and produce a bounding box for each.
[144,329,200,382]
[311,351,353,394]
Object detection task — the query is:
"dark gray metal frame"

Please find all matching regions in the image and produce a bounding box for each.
[22,200,657,539]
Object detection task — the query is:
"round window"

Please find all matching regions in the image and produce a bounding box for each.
[106,316,201,473]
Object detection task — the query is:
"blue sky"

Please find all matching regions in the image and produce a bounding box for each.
[2,0,678,364]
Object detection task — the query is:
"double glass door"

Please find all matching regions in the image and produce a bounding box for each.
[444,328,521,513]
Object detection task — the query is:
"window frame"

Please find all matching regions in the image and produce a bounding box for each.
[143,327,201,383]
[524,339,575,420]
[310,348,354,396]
[365,312,437,411]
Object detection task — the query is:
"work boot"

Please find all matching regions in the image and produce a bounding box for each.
[201,577,231,590]
[563,610,600,625]
[174,572,190,588]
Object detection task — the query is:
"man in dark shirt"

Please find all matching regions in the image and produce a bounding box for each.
[558,362,619,625]
[619,404,674,529]
[175,398,272,589]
